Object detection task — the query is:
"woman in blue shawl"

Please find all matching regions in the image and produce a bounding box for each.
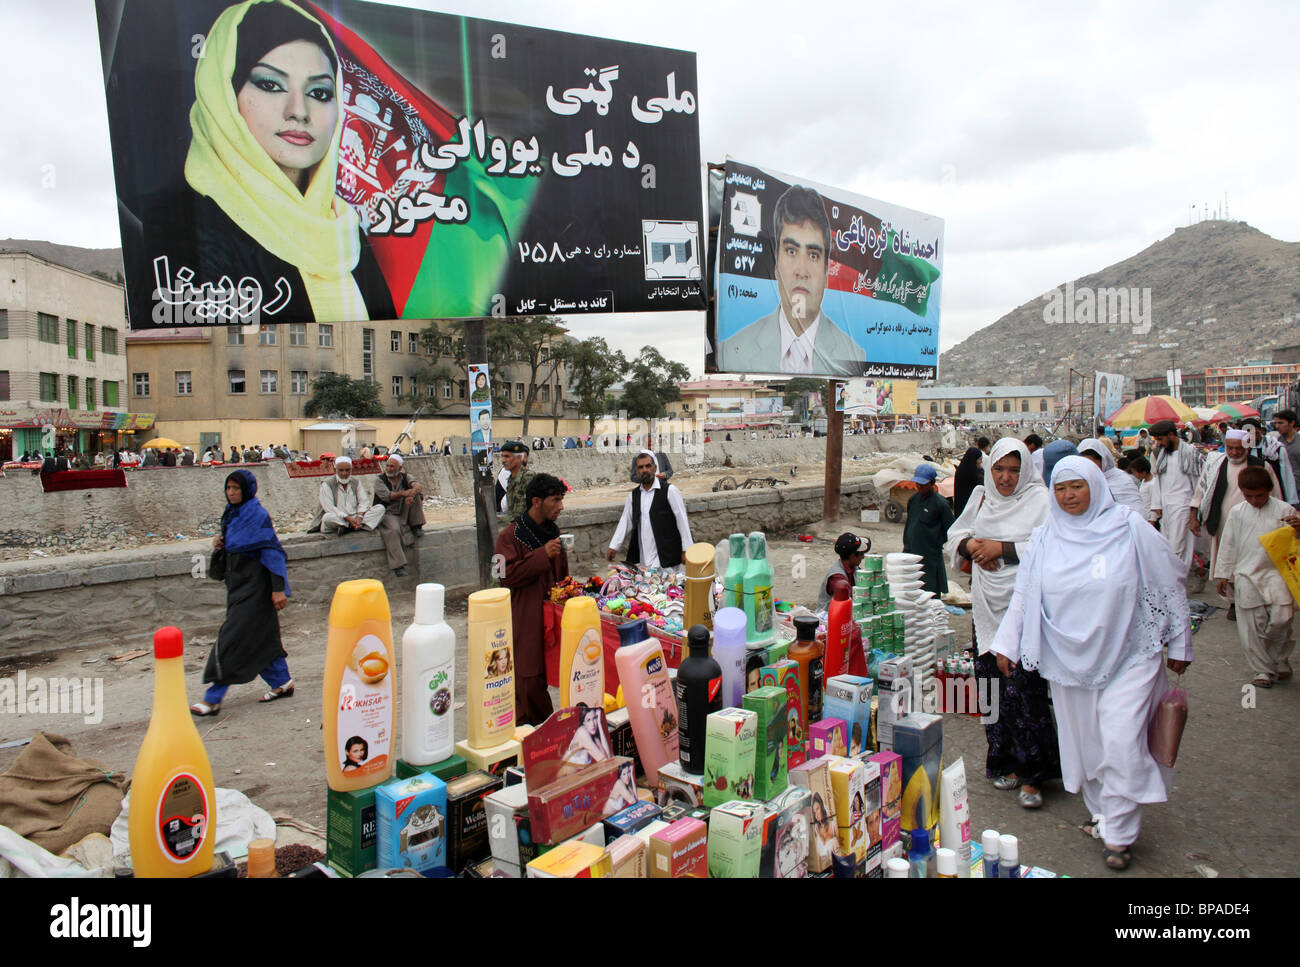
[191,469,294,715]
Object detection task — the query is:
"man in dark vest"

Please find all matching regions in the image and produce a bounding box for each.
[606,450,694,568]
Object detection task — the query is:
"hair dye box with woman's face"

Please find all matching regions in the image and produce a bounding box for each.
[375,774,449,874]
[788,758,837,874]
[521,706,613,792]
[758,787,811,878]
[866,750,903,851]
[703,708,758,808]
[742,685,788,801]
[760,661,805,769]
[824,675,874,756]
[444,770,504,873]
[827,756,868,862]
[527,756,632,845]
[707,800,765,878]
[809,718,849,759]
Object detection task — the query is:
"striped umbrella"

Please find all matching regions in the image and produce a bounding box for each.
[1211,402,1260,423]
[1106,395,1200,429]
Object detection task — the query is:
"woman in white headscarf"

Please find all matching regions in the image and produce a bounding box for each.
[1079,437,1146,516]
[991,456,1193,871]
[946,438,1057,807]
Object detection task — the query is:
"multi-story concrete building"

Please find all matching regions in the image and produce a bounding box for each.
[917,385,1056,421]
[0,252,138,460]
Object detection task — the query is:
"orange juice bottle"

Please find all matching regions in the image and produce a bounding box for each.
[129,626,216,877]
[324,579,396,792]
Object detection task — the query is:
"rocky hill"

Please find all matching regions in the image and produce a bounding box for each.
[937,220,1300,396]
[0,238,124,280]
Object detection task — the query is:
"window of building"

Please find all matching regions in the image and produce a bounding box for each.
[1003,400,1011,412]
[101,328,117,355]
[458,380,467,400]
[1021,400,1030,412]
[974,401,983,413]
[175,371,192,395]
[84,323,95,360]
[443,380,453,399]
[943,402,952,415]
[1039,399,1049,412]
[516,383,524,401]
[67,376,78,410]
[85,377,95,407]
[228,327,245,345]
[229,370,246,394]
[540,384,551,403]
[540,347,549,363]
[66,320,78,358]
[362,328,374,383]
[0,370,9,400]
[38,312,58,343]
[408,333,419,354]
[425,384,435,398]
[133,372,150,397]
[440,335,452,355]
[0,308,8,338]
[390,331,401,352]
[260,370,278,393]
[40,372,59,402]
[318,324,333,347]
[258,324,276,346]
[288,323,307,346]
[929,402,938,415]
[291,370,308,394]
[103,381,119,407]
[958,402,966,414]
[392,375,403,397]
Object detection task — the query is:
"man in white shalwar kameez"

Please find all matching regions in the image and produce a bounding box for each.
[1213,466,1300,688]
[992,457,1193,871]
[314,457,386,535]
[1149,419,1203,568]
[1191,429,1281,582]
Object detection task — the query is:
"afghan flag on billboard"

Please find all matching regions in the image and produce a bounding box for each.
[307,5,537,318]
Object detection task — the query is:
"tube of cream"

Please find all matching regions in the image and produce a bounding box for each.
[939,758,972,878]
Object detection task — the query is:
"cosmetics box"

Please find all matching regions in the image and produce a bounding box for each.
[742,686,788,801]
[707,800,765,878]
[827,755,867,863]
[809,717,848,759]
[703,707,757,808]
[788,758,837,874]
[648,817,708,878]
[867,750,903,851]
[758,786,811,879]
[444,770,504,872]
[861,758,882,874]
[454,738,521,777]
[395,754,468,782]
[607,833,647,878]
[892,712,943,831]
[326,785,378,878]
[656,760,706,808]
[824,675,873,756]
[525,841,612,878]
[375,773,448,874]
[759,660,805,769]
[602,799,663,843]
[526,755,634,844]
[484,782,539,870]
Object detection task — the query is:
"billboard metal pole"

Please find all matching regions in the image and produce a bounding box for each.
[823,380,843,522]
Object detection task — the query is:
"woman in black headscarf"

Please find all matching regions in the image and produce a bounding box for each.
[953,447,983,516]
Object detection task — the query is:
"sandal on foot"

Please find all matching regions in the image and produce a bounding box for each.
[992,774,1023,790]
[1103,846,1132,871]
[260,681,295,702]
[1081,818,1103,839]
[1251,676,1274,688]
[1018,788,1044,809]
[1276,669,1293,681]
[190,701,220,717]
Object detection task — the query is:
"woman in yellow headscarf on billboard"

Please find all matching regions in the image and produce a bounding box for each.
[171,0,395,322]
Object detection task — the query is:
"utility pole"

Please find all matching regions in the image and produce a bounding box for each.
[823,379,843,522]
[466,319,497,588]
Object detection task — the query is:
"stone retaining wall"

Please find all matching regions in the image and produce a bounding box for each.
[0,479,887,660]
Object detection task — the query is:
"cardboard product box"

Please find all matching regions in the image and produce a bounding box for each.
[827,756,868,863]
[566,824,608,849]
[375,774,449,874]
[444,770,505,873]
[861,758,882,874]
[659,801,689,824]
[970,841,983,878]
[744,646,769,696]
[703,708,757,808]
[606,707,643,777]
[893,712,943,832]
[742,686,788,802]
[527,756,634,845]
[788,758,837,874]
[632,819,671,848]
[707,800,765,878]
[758,786,811,879]
[869,696,878,752]
[648,817,708,878]
[521,706,614,792]
[526,841,612,878]
[603,800,663,843]
[326,785,379,878]
[503,765,527,787]
[809,717,848,759]
[455,738,522,777]
[485,782,540,870]
[875,680,913,752]
[766,642,790,664]
[867,750,903,851]
[760,660,805,769]
[607,833,647,878]
[395,754,468,782]
[656,760,706,808]
[824,675,874,756]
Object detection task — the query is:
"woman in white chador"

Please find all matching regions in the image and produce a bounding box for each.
[1213,465,1300,689]
[991,457,1193,871]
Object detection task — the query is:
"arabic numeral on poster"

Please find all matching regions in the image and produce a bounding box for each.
[491,34,506,58]
[191,34,205,59]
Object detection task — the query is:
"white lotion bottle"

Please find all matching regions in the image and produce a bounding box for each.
[402,583,456,766]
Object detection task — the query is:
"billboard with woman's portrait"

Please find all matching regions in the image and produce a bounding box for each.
[94,0,705,330]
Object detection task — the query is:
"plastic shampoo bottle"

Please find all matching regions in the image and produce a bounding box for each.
[324,579,396,791]
[613,618,679,785]
[402,583,456,766]
[743,532,774,643]
[787,614,825,729]
[560,596,605,708]
[466,587,516,749]
[825,583,853,680]
[712,607,749,707]
[724,533,747,609]
[130,626,216,877]
[674,624,723,773]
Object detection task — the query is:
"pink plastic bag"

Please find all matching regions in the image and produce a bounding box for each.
[1148,676,1188,767]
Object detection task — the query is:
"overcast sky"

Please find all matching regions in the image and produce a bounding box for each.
[3,0,1297,379]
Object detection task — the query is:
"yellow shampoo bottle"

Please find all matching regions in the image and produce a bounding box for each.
[324,580,396,792]
[560,596,605,708]
[129,627,216,877]
[467,588,516,748]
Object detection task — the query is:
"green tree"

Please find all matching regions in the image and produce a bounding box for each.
[555,337,627,433]
[781,377,824,408]
[303,373,385,418]
[619,346,689,419]
[509,317,569,437]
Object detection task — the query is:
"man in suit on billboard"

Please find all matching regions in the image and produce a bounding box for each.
[718,185,867,376]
